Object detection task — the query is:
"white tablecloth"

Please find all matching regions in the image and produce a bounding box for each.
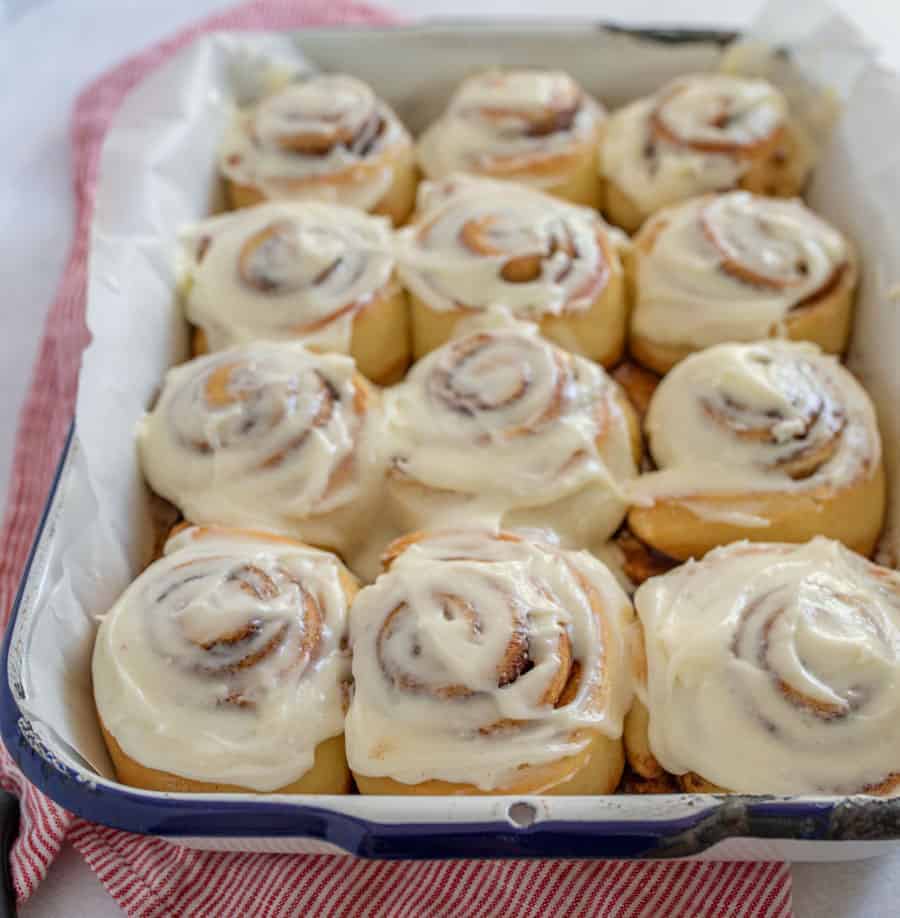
[3,0,899,914]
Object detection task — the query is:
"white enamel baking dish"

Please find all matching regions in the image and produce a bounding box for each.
[4,16,900,861]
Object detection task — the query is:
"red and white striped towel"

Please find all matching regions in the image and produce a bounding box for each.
[0,1,792,913]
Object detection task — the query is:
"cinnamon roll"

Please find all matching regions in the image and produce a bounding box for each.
[627,340,885,561]
[612,530,678,590]
[385,318,640,548]
[626,538,900,795]
[220,74,417,225]
[345,529,634,795]
[629,191,857,374]
[93,525,357,794]
[397,176,629,365]
[184,201,409,384]
[600,73,813,232]
[139,342,384,558]
[611,361,660,424]
[418,70,605,206]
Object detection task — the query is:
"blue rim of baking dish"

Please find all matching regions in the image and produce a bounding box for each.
[4,22,900,857]
[5,435,900,859]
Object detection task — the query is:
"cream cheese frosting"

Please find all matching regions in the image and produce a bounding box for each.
[138,341,384,555]
[602,73,788,215]
[417,70,603,188]
[385,315,637,546]
[183,201,396,355]
[635,538,900,794]
[396,175,625,318]
[92,526,353,791]
[220,74,411,210]
[628,340,881,505]
[632,191,850,351]
[345,530,634,789]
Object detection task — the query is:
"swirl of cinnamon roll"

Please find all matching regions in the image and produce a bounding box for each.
[629,192,857,373]
[139,342,384,557]
[397,175,629,365]
[628,538,900,795]
[385,318,640,548]
[184,201,409,384]
[600,74,813,232]
[627,340,885,561]
[345,529,634,794]
[418,70,605,206]
[92,525,358,793]
[220,74,416,224]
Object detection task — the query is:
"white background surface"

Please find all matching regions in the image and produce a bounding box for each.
[2,0,899,915]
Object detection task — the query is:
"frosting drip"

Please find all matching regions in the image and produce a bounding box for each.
[396,176,622,317]
[220,75,411,210]
[602,74,787,213]
[635,538,900,794]
[184,202,395,354]
[386,318,636,542]
[630,340,880,502]
[345,530,633,789]
[139,342,383,553]
[417,70,603,187]
[92,526,353,791]
[633,192,849,350]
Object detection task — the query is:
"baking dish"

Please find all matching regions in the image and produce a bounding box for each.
[4,12,900,861]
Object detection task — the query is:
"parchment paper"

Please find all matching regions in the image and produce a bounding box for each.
[19,0,899,781]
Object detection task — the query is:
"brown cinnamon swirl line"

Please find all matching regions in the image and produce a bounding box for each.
[378,533,587,718]
[698,205,841,297]
[423,331,573,440]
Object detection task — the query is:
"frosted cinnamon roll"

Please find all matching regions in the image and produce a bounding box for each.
[397,176,629,364]
[385,319,640,548]
[184,202,409,384]
[139,342,384,558]
[627,340,885,561]
[626,539,900,795]
[418,70,605,206]
[346,529,634,795]
[220,74,416,225]
[93,525,357,794]
[629,191,857,374]
[600,73,813,232]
